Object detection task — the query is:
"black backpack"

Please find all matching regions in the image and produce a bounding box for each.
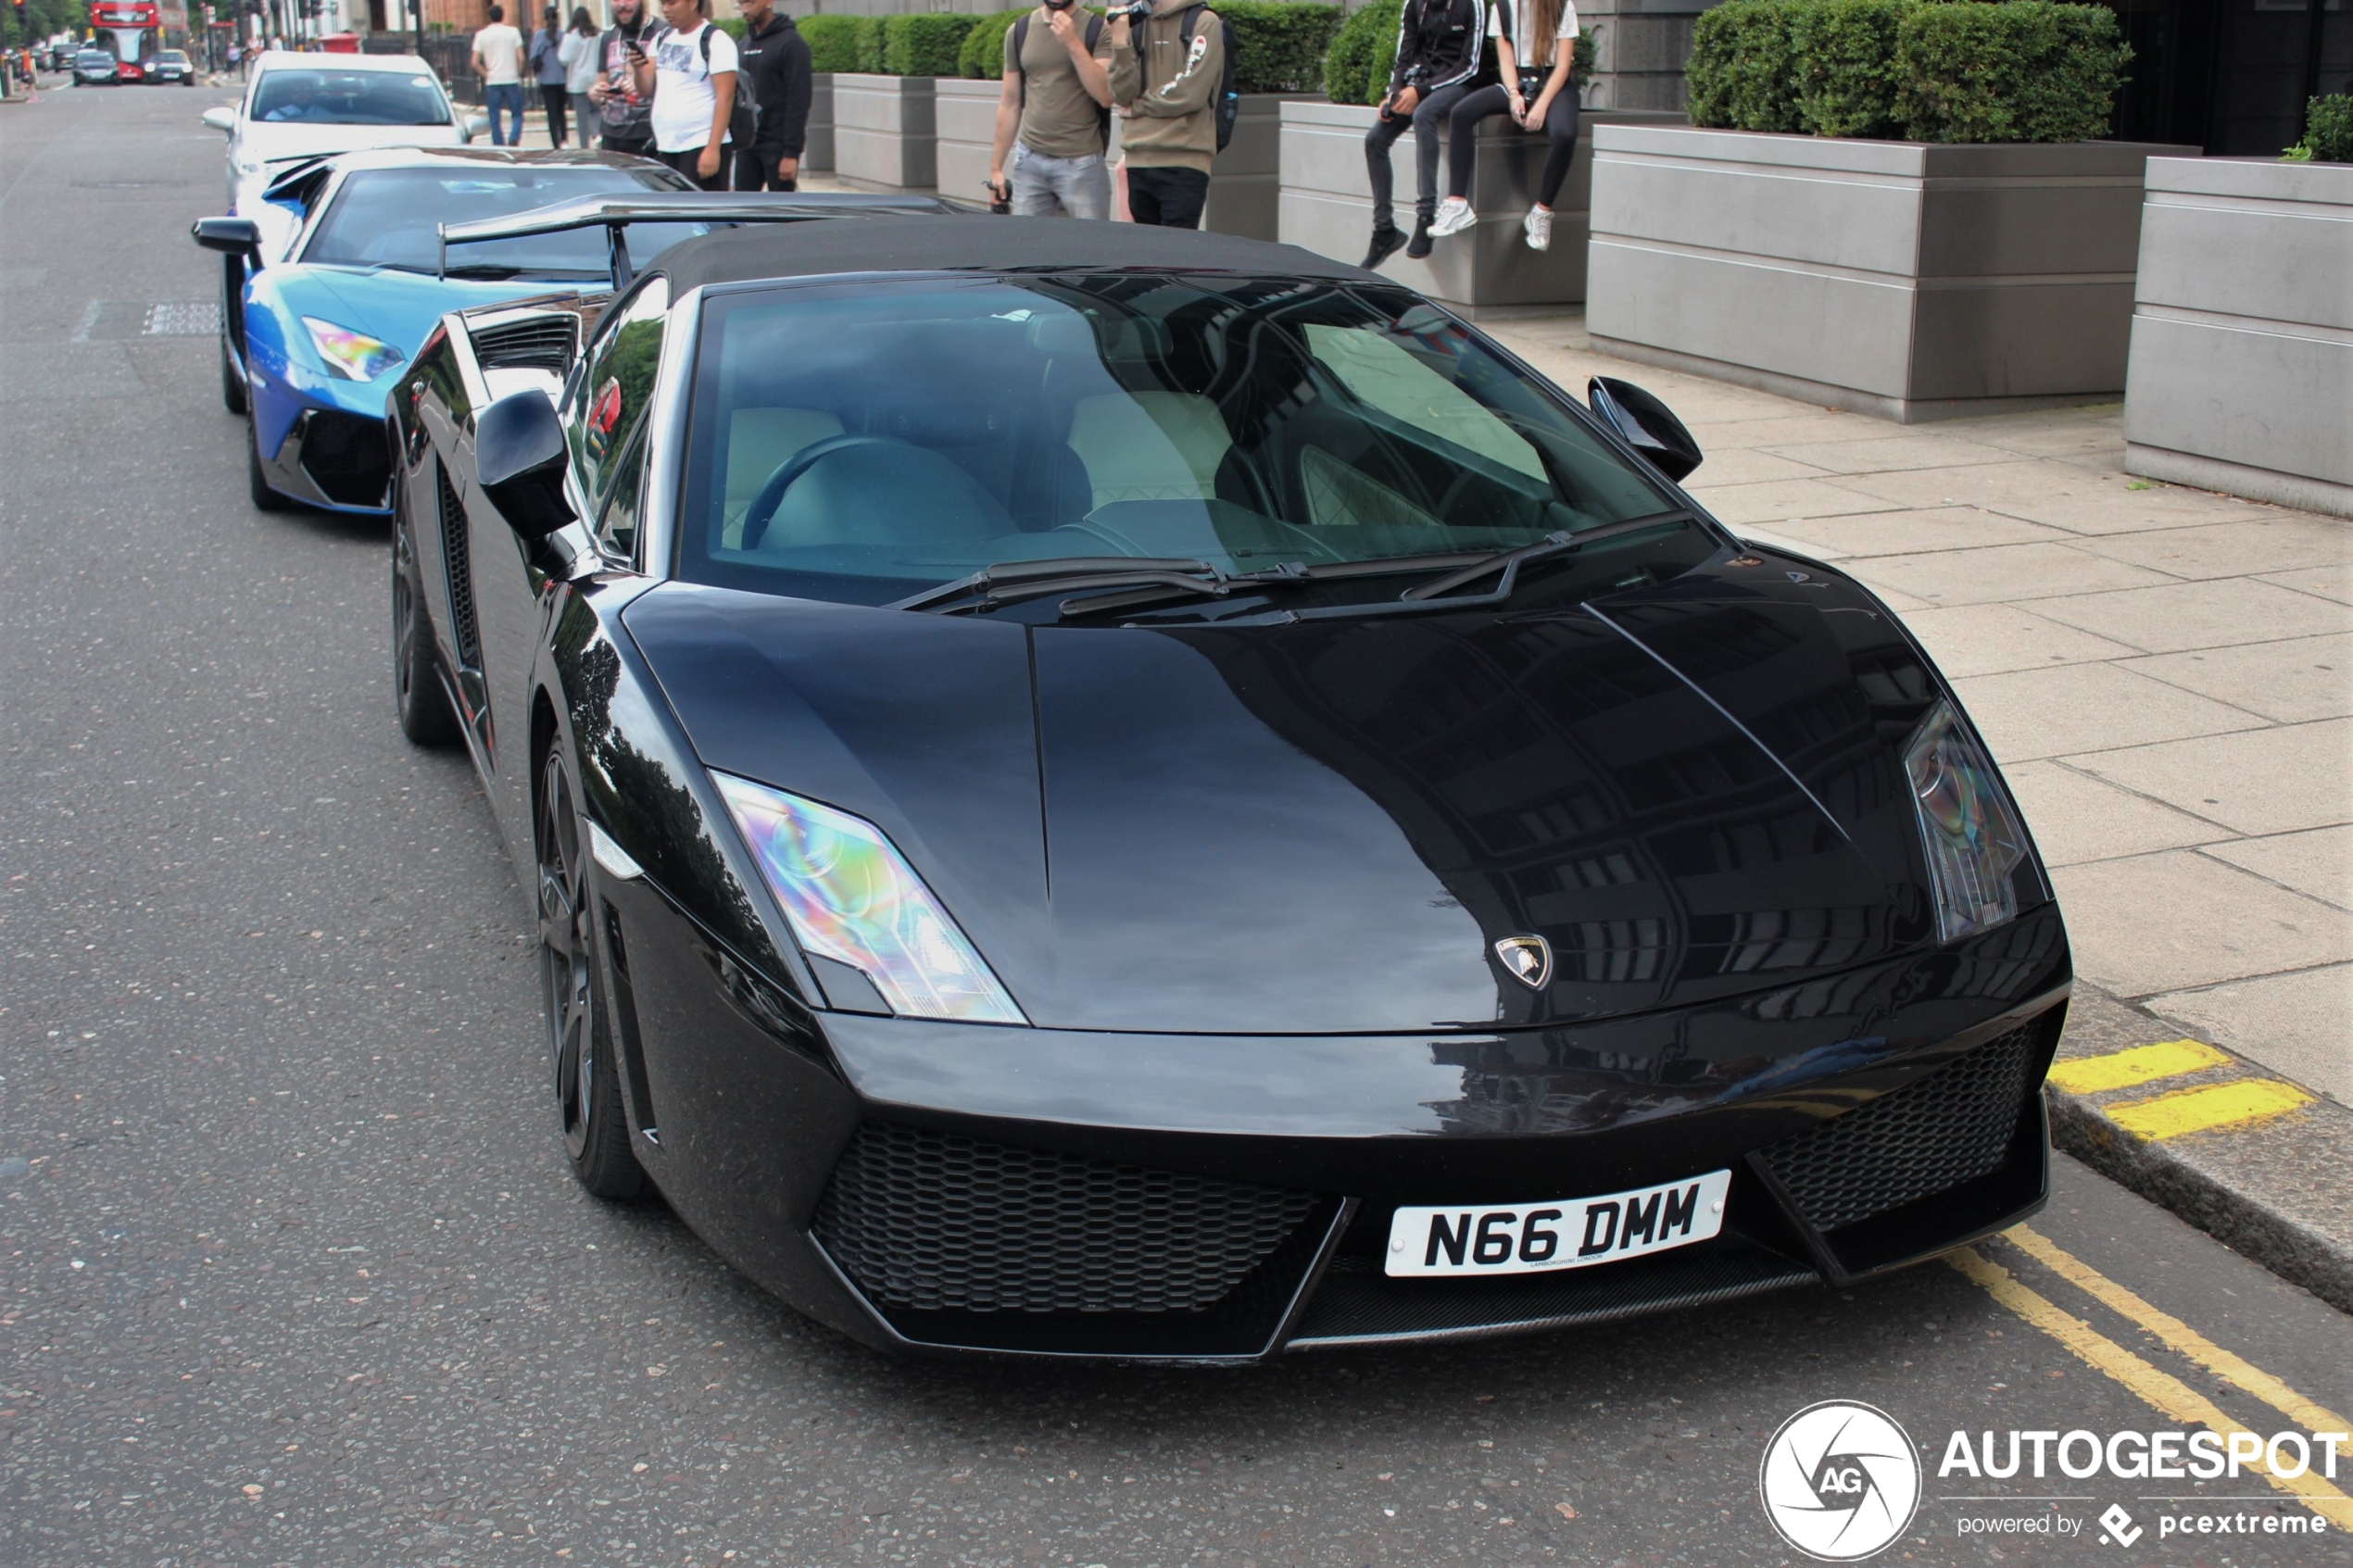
[1009,10,1111,152]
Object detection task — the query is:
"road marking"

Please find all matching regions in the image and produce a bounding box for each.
[1948,1247,2353,1527]
[2046,1039,2230,1096]
[2108,1079,2314,1140]
[2007,1226,2353,1438]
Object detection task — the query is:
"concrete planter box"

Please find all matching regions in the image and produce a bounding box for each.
[2124,157,2353,519]
[1201,93,1318,241]
[1585,126,2198,422]
[1278,100,1683,319]
[834,72,936,193]
[935,76,999,207]
[802,71,834,174]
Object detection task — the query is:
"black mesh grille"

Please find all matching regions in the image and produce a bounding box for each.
[434,458,481,670]
[472,315,577,374]
[1762,1023,2039,1233]
[298,409,391,508]
[813,1123,1320,1315]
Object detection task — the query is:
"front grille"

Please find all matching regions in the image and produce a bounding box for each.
[472,315,577,375]
[1761,1022,2040,1233]
[435,458,482,670]
[298,409,391,508]
[813,1123,1320,1316]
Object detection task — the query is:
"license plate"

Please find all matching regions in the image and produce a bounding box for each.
[1384,1170,1732,1278]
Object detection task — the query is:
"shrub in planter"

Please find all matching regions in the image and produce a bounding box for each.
[853,16,887,74]
[798,15,863,74]
[713,15,744,42]
[1219,0,1343,94]
[958,9,1028,80]
[1894,0,2130,143]
[2284,94,2353,162]
[883,12,979,78]
[1321,0,1399,107]
[1789,0,1906,138]
[1687,0,1800,131]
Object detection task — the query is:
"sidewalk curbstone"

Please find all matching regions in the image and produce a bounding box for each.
[2046,985,2353,1314]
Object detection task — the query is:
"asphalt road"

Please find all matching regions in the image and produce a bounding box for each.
[3,85,2350,1568]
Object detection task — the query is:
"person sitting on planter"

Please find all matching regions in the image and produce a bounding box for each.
[1361,0,1485,268]
[1428,0,1579,252]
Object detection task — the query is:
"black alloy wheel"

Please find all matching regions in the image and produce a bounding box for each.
[536,745,645,1199]
[245,410,288,512]
[391,477,459,746]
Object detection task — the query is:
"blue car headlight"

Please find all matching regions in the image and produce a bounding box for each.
[711,772,1026,1025]
[301,316,406,382]
[1905,700,2032,944]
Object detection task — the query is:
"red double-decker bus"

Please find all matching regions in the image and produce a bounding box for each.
[90,0,161,76]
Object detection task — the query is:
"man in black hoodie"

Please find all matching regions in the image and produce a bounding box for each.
[733,0,812,191]
[1362,0,1485,268]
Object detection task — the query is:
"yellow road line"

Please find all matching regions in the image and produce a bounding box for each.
[2108,1079,2314,1140]
[2046,1039,2231,1096]
[2007,1225,2353,1438]
[1947,1247,2353,1528]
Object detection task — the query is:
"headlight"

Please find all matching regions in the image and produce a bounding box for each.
[302,317,406,382]
[711,772,1026,1024]
[1905,700,2031,944]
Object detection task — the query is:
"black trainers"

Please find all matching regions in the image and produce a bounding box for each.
[1360,223,1405,270]
[1404,220,1433,260]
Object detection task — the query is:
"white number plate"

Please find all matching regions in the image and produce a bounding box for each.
[1384,1170,1733,1278]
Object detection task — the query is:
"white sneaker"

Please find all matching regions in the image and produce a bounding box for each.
[1523,206,1552,252]
[1428,197,1477,239]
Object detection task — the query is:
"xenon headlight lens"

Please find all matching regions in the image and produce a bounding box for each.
[711,772,1026,1024]
[1905,699,2031,944]
[302,317,406,382]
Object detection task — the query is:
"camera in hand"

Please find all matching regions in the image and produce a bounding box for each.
[1104,1,1152,20]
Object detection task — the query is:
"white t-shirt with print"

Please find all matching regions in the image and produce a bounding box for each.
[648,20,737,154]
[1487,0,1579,68]
[474,22,523,84]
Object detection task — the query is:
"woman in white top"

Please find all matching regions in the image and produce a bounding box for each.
[1428,0,1580,253]
[559,6,600,149]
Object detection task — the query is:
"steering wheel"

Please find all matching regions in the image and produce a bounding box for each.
[738,434,912,552]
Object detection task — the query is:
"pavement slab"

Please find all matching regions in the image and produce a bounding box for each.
[2050,851,2353,996]
[1844,539,2183,607]
[2201,824,2353,912]
[2146,966,2353,1108]
[1894,602,2145,678]
[2122,633,2353,724]
[2068,719,2353,837]
[2002,761,2237,867]
[1950,661,2265,761]
[2022,576,2353,653]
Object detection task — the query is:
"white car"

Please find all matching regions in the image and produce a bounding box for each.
[201,51,490,209]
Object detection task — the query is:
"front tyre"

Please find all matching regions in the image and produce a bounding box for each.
[537,745,646,1200]
[391,483,459,746]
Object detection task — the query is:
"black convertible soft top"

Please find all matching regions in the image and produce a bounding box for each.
[648,214,1369,295]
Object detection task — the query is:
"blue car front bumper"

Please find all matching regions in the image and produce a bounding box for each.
[247,358,396,515]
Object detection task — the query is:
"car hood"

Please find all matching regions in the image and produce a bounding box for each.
[245,264,583,385]
[623,555,1955,1035]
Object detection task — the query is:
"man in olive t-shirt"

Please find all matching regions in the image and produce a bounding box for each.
[988,0,1135,220]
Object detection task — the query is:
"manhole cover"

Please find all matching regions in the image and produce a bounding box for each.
[145,300,220,336]
[74,299,220,341]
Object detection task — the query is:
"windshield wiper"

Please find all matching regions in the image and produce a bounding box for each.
[1398,512,1698,602]
[887,558,1227,614]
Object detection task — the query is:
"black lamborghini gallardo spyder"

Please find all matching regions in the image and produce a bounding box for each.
[387,196,2070,1361]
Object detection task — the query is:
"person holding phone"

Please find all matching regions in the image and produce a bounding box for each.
[1427,0,1580,252]
[631,0,739,192]
[586,0,656,157]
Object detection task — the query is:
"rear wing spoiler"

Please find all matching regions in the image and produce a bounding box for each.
[436,191,967,291]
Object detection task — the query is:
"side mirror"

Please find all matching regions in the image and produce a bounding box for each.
[475,389,577,541]
[201,105,235,132]
[191,215,263,258]
[1587,376,1704,483]
[461,111,490,141]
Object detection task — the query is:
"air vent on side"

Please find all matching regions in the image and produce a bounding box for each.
[435,458,482,671]
[472,315,579,375]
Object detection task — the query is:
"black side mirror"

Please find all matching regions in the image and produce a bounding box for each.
[475,389,577,541]
[1587,377,1704,483]
[191,216,262,259]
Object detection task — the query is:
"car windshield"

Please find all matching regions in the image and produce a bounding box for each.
[302,166,699,276]
[251,68,451,126]
[675,274,1701,612]
[157,50,185,61]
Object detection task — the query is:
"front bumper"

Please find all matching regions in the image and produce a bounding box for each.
[599,872,2068,1362]
[257,404,393,513]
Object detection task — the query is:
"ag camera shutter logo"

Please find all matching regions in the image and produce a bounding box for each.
[1758,1400,1922,1561]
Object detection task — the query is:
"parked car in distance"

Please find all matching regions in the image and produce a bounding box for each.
[198,50,488,210]
[50,43,79,71]
[73,48,118,84]
[145,48,194,84]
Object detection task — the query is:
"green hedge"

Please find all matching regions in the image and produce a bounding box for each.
[1322,0,1400,107]
[882,11,979,76]
[1688,0,2130,143]
[712,14,745,41]
[2284,94,2352,162]
[798,13,863,73]
[1219,0,1343,94]
[958,7,1028,78]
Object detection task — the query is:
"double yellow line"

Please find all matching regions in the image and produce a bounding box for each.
[2046,1038,2312,1140]
[1950,1229,2353,1526]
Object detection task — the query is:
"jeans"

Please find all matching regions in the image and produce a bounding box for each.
[1445,83,1581,208]
[1126,165,1209,229]
[540,82,569,147]
[1011,143,1110,220]
[569,91,595,145]
[484,82,526,145]
[1364,81,1470,231]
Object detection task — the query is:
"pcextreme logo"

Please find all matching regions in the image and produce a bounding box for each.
[1758,1400,1924,1562]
